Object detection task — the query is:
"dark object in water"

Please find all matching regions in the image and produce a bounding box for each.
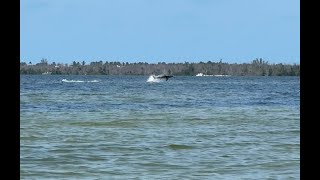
[153,74,173,81]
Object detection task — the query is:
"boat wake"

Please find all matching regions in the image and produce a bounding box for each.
[62,79,99,83]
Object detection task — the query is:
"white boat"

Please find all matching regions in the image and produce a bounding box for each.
[196,72,230,77]
[42,72,52,75]
[196,73,214,76]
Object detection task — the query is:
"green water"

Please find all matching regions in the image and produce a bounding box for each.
[20,75,300,179]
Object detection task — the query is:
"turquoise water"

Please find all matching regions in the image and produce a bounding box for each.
[20,75,300,179]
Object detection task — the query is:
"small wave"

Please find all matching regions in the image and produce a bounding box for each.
[62,79,84,83]
[62,79,99,83]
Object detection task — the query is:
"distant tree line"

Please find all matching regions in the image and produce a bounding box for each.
[20,58,300,76]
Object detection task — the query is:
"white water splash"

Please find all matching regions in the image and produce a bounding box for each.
[146,75,164,83]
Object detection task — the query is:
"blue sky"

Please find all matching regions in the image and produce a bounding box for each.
[20,0,300,64]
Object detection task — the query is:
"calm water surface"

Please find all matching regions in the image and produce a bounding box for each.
[20,75,300,179]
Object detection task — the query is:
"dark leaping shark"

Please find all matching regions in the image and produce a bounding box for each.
[153,74,173,81]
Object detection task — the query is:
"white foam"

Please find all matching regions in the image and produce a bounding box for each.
[62,79,99,83]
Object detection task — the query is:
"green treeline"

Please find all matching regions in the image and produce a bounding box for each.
[20,58,300,76]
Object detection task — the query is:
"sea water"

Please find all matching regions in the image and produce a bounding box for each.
[20,75,300,179]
